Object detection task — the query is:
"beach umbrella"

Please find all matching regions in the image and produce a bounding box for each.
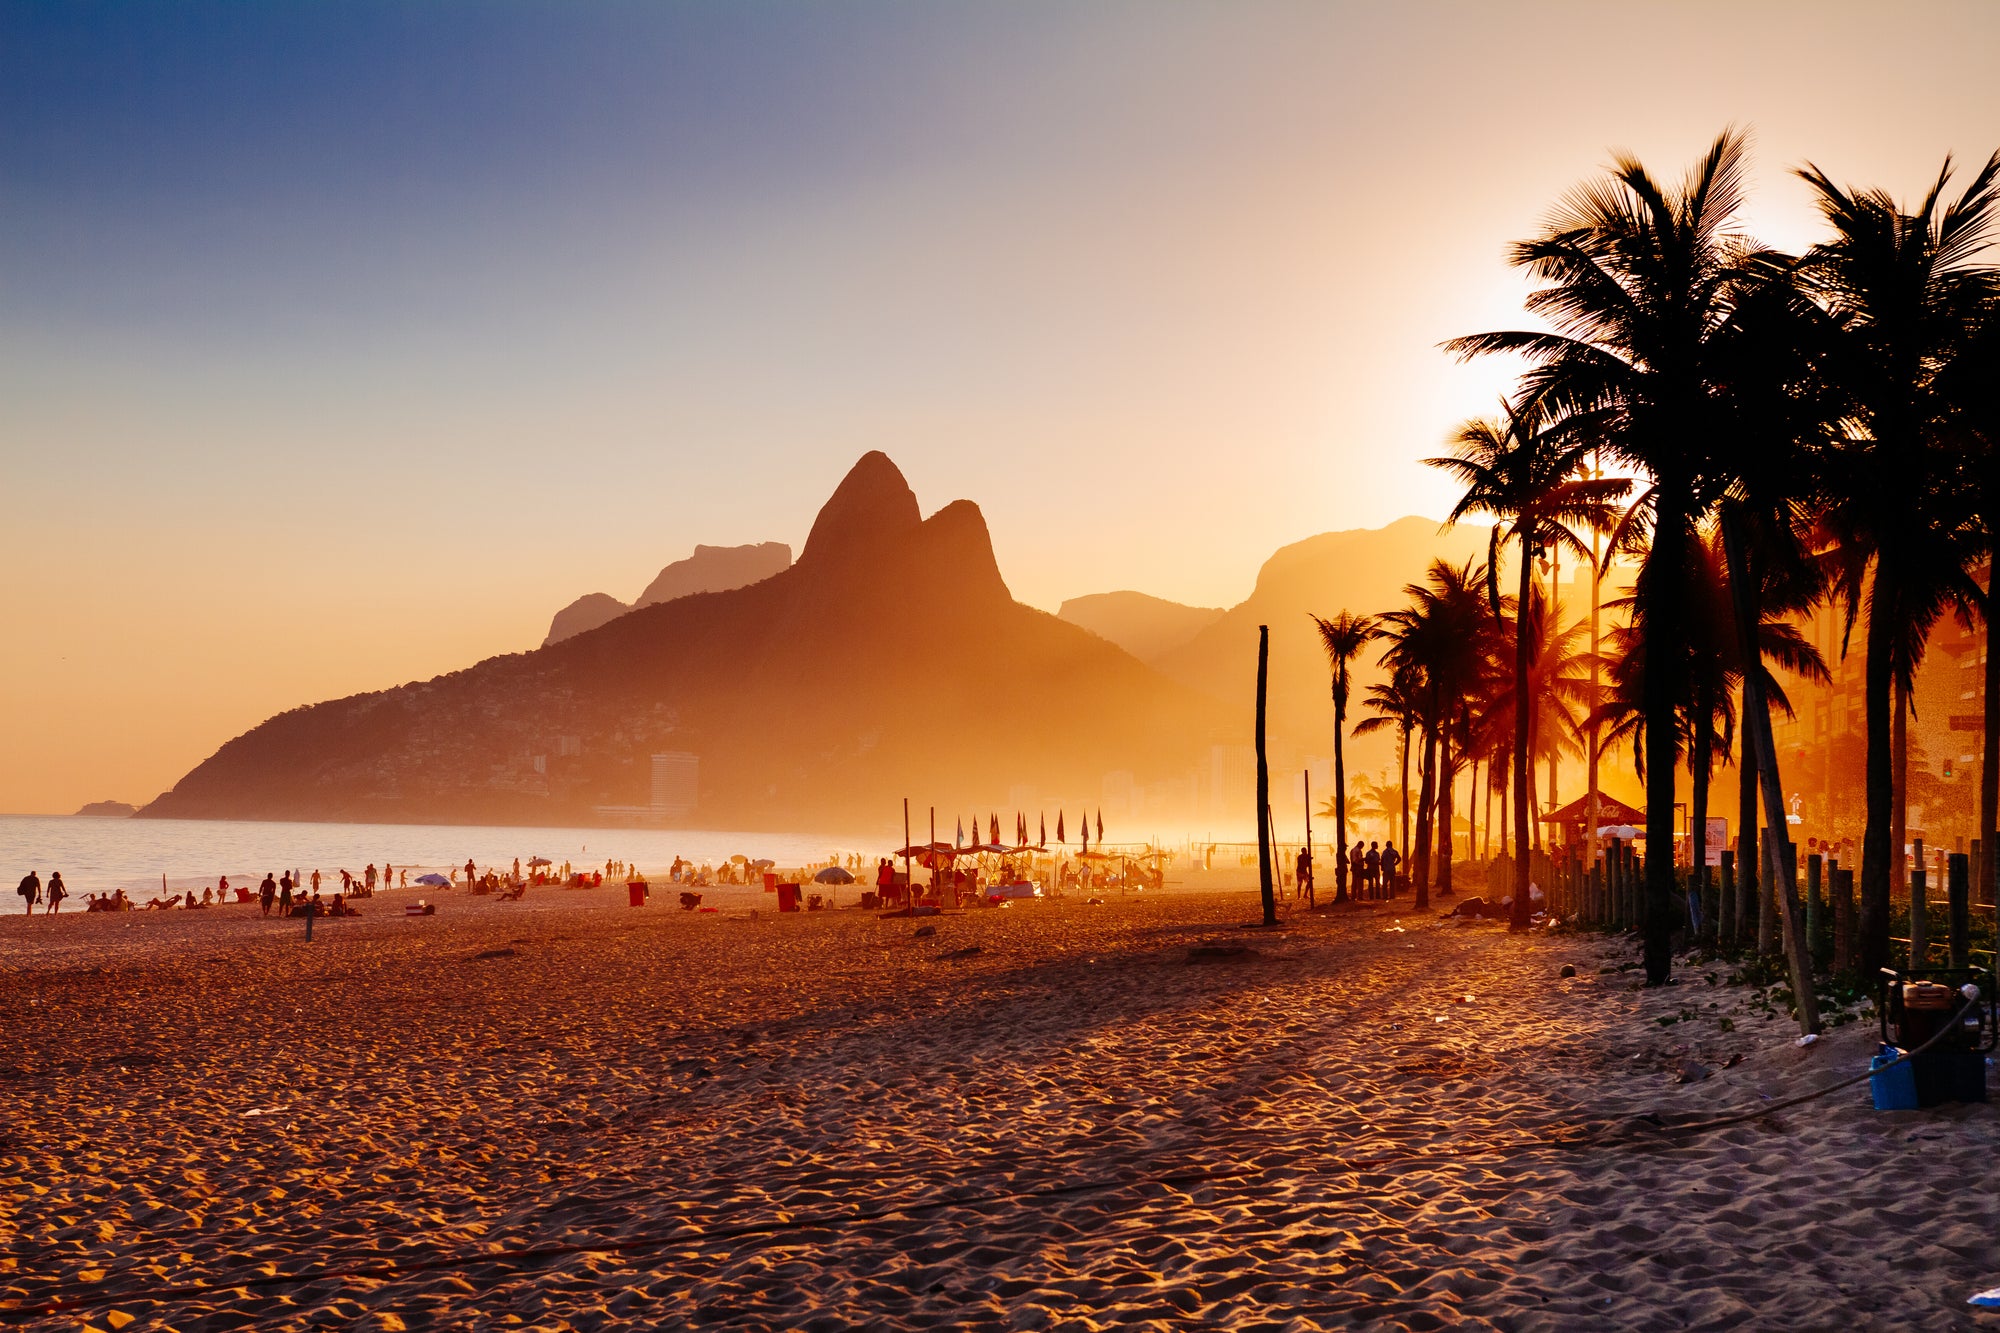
[814,866,855,884]
[415,872,449,886]
[1039,813,1046,846]
[749,858,775,869]
[730,854,750,864]
[989,813,999,844]
[1017,812,1026,845]
[528,857,552,867]
[1096,810,1104,843]
[1057,811,1065,844]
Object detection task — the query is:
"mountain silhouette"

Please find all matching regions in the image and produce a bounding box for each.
[1058,591,1224,665]
[1150,517,1493,773]
[543,543,793,646]
[143,454,1232,830]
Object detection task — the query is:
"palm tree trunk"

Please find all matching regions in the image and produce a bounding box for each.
[1892,677,1909,924]
[1691,699,1713,937]
[1510,544,1534,930]
[1399,720,1412,869]
[1719,503,1820,1032]
[1860,583,1896,976]
[1640,497,1688,984]
[1737,708,1758,950]
[1983,603,1999,929]
[1437,728,1455,897]
[1414,715,1438,911]
[1334,698,1350,904]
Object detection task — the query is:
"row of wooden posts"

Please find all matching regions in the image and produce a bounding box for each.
[1526,836,1984,974]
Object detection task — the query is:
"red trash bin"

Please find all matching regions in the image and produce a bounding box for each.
[763,872,778,893]
[777,882,801,913]
[627,880,648,908]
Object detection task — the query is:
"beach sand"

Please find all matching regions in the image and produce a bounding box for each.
[3,878,1998,1330]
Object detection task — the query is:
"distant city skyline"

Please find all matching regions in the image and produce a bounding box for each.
[6,1,1999,812]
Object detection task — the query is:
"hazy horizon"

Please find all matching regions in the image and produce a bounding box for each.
[7,1,1999,813]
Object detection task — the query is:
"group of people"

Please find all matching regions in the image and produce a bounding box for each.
[15,871,67,914]
[1346,840,1403,897]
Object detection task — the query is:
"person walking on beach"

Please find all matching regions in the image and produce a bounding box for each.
[1296,845,1313,908]
[311,869,321,896]
[1380,841,1401,896]
[260,874,277,916]
[365,863,377,895]
[279,872,293,906]
[17,870,40,915]
[45,872,67,914]
[277,873,293,914]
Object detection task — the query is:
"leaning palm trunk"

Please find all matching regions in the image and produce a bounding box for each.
[1891,679,1909,935]
[1509,548,1535,930]
[1720,504,1820,1033]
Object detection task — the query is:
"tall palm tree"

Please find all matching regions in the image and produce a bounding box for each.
[1939,287,2000,902]
[1377,559,1492,910]
[1800,151,2000,976]
[1430,401,1626,928]
[1312,611,1378,904]
[1449,129,1758,982]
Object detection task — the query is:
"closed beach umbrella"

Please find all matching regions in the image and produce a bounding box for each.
[1057,811,1066,844]
[1096,810,1104,843]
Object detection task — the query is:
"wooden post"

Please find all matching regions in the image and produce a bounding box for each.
[1805,854,1823,974]
[1256,626,1276,927]
[1834,867,1856,976]
[1949,851,1971,971]
[1911,836,1929,968]
[1303,768,1314,909]
[1719,850,1736,950]
[902,798,912,908]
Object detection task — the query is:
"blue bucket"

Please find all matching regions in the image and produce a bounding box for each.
[1871,1044,1919,1111]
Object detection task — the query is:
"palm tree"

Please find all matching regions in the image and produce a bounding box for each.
[1449,129,1758,982]
[1800,151,2000,976]
[1430,401,1626,928]
[1939,287,2000,902]
[1312,611,1378,904]
[1377,559,1492,910]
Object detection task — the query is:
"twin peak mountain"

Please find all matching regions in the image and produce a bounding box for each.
[143,454,1234,829]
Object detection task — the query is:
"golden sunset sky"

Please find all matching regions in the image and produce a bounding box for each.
[4,1,1997,813]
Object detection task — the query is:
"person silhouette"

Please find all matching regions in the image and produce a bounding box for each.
[45,872,67,914]
[17,870,40,915]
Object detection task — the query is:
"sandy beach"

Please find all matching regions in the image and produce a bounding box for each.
[3,878,1998,1331]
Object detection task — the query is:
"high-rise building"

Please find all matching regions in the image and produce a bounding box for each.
[650,752,699,816]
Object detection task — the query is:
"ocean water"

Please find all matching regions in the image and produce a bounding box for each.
[0,815,874,913]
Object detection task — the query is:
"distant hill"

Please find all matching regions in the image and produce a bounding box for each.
[1058,591,1223,665]
[1149,516,1494,771]
[144,454,1232,831]
[74,800,137,818]
[542,543,794,647]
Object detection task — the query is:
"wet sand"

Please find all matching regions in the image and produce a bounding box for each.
[3,879,1998,1331]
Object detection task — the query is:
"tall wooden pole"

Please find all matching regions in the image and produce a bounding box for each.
[1257,626,1276,926]
[902,797,912,907]
[1303,768,1313,908]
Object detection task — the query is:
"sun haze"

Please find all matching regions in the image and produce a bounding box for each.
[4,1,1997,814]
